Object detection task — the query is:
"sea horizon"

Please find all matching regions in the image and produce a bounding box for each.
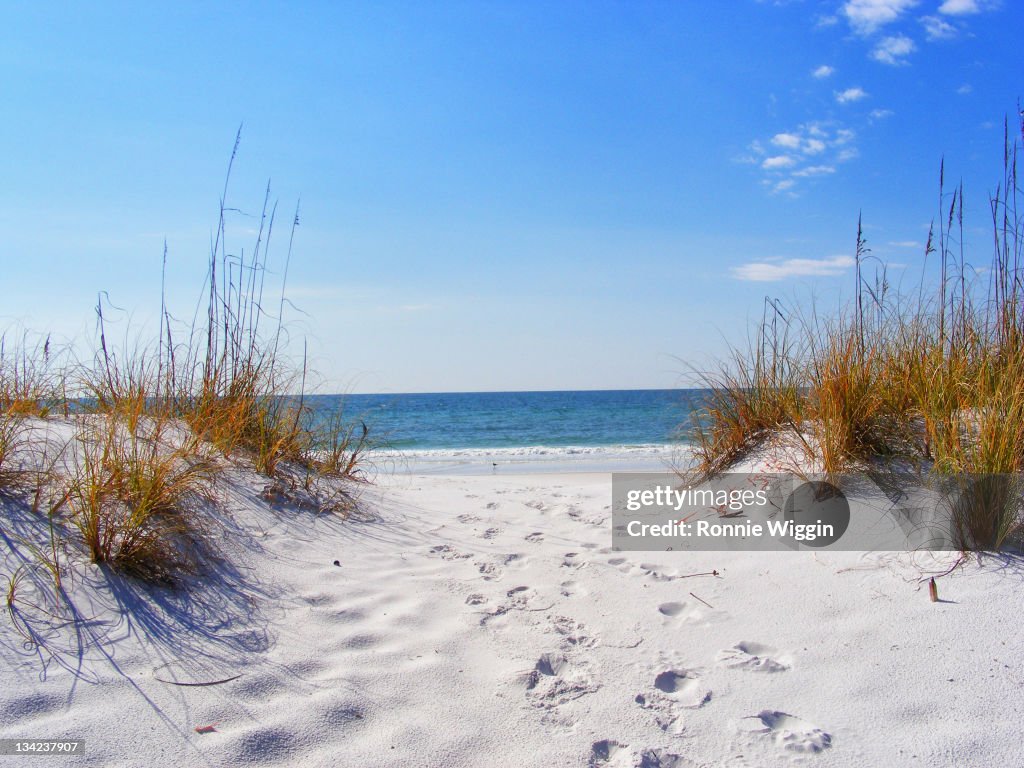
[306,388,702,473]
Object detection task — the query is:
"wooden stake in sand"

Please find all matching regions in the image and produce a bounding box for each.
[929,578,938,603]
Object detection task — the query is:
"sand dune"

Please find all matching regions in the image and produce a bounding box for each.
[2,459,1023,767]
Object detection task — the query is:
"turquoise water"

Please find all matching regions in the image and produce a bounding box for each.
[306,389,704,462]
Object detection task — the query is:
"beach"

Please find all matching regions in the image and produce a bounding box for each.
[4,449,1022,767]
[5,3,1024,766]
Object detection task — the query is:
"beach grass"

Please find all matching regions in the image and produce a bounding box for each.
[0,138,370,589]
[67,415,217,585]
[691,115,1024,549]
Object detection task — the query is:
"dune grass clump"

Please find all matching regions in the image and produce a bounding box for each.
[67,416,217,585]
[692,298,806,476]
[691,114,1024,549]
[0,412,30,496]
[0,333,68,418]
[304,412,371,480]
[0,136,371,596]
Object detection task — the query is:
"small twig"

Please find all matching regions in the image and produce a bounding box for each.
[679,570,720,579]
[689,592,714,609]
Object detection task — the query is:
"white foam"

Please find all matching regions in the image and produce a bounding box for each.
[371,443,694,475]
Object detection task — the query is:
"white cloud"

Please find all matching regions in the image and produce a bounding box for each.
[745,122,859,194]
[870,108,894,119]
[731,255,856,282]
[762,155,796,169]
[803,138,827,154]
[771,133,802,149]
[793,165,837,177]
[871,35,916,65]
[921,14,958,39]
[843,0,919,35]
[836,87,868,103]
[812,65,835,78]
[889,240,922,247]
[957,83,973,95]
[939,0,981,14]
[833,128,856,144]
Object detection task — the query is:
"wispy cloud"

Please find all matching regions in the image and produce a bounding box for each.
[842,0,919,35]
[762,155,796,169]
[938,0,983,14]
[793,165,837,177]
[957,83,973,95]
[812,64,835,78]
[835,86,868,104]
[920,14,958,39]
[871,34,916,65]
[771,133,802,149]
[889,240,922,248]
[731,255,856,282]
[770,132,827,155]
[870,108,894,119]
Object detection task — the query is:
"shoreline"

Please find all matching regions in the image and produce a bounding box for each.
[372,443,691,476]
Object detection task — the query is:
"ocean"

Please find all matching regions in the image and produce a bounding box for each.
[306,389,705,473]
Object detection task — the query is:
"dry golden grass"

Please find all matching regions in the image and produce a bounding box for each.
[691,116,1024,549]
[67,416,217,585]
[0,333,68,418]
[0,140,372,604]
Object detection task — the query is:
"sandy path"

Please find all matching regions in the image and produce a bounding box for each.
[2,470,1023,767]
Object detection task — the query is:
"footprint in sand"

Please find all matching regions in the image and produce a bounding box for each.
[480,586,542,626]
[559,580,587,597]
[569,506,607,526]
[506,585,535,603]
[588,741,684,768]
[457,513,481,523]
[550,615,597,649]
[607,558,676,580]
[428,544,472,561]
[523,651,599,708]
[652,669,711,708]
[588,739,631,767]
[485,501,500,510]
[656,600,724,626]
[740,710,832,753]
[656,602,687,617]
[534,651,568,677]
[561,552,585,569]
[525,531,544,543]
[481,527,501,539]
[475,561,501,580]
[636,667,710,733]
[717,642,790,673]
[637,748,685,768]
[638,563,678,582]
[465,593,487,606]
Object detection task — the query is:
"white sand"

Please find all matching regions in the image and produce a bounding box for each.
[2,451,1023,767]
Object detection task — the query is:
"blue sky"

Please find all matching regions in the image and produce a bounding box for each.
[1,0,1019,392]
